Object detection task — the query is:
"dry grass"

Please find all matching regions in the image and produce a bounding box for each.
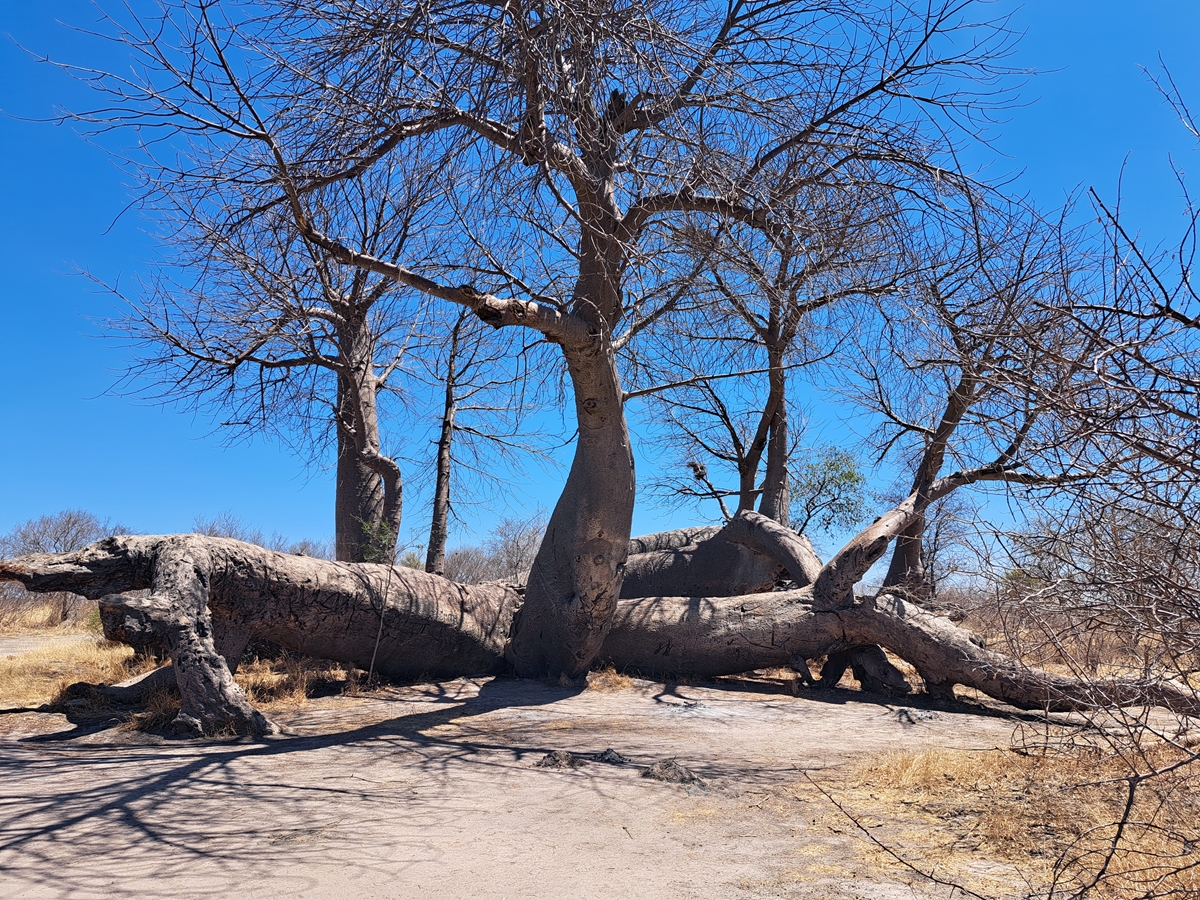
[819,743,1200,899]
[0,636,365,730]
[0,638,158,708]
[0,592,99,635]
[117,687,183,732]
[235,652,363,709]
[586,666,635,692]
[959,595,1166,683]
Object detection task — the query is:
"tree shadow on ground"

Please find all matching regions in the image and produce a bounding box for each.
[0,672,1063,898]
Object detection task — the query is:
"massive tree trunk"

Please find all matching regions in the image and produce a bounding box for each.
[4,535,517,735]
[505,198,638,678]
[334,389,386,563]
[333,316,403,563]
[6,523,1195,737]
[621,510,821,598]
[509,331,635,677]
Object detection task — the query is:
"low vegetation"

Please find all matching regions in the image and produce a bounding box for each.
[0,639,152,709]
[817,740,1200,899]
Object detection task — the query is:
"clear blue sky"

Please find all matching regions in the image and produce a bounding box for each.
[1,1,1198,548]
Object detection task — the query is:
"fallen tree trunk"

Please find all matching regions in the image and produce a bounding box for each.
[4,532,1197,736]
[621,510,823,598]
[3,534,518,735]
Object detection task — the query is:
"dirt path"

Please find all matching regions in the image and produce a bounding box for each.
[0,634,94,658]
[0,677,1032,899]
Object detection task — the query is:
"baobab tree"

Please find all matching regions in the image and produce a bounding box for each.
[64,0,1020,675]
[5,202,1197,733]
[113,164,434,562]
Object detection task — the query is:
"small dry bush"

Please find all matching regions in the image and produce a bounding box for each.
[586,666,635,692]
[117,687,182,732]
[0,586,98,634]
[958,590,1142,682]
[837,740,1200,899]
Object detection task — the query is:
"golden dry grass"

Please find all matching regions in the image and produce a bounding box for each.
[818,743,1200,899]
[0,590,100,635]
[0,639,158,708]
[586,666,636,692]
[116,687,183,732]
[0,637,365,729]
[114,655,365,731]
[235,653,363,709]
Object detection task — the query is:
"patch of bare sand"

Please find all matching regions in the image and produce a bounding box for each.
[0,676,1037,899]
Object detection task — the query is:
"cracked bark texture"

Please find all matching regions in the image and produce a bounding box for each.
[3,534,519,735]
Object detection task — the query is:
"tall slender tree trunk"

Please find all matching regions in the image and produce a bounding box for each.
[882,371,977,595]
[758,350,790,525]
[425,319,464,576]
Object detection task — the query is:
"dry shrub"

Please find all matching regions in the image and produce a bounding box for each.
[0,639,158,708]
[958,592,1141,681]
[586,666,635,692]
[117,688,182,732]
[839,741,1200,899]
[234,651,362,709]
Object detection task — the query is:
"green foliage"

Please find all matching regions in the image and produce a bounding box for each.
[789,446,872,536]
[359,518,398,564]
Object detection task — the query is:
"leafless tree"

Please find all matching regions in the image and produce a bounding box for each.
[415,308,547,575]
[629,179,911,527]
[0,510,129,628]
[60,0,1020,676]
[109,163,437,562]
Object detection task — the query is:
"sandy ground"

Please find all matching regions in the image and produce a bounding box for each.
[0,667,1044,900]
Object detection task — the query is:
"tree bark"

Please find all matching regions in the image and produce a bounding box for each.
[7,530,1196,736]
[334,382,386,562]
[4,535,518,734]
[334,315,402,563]
[425,322,461,576]
[621,510,821,598]
[758,349,790,525]
[509,331,636,677]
